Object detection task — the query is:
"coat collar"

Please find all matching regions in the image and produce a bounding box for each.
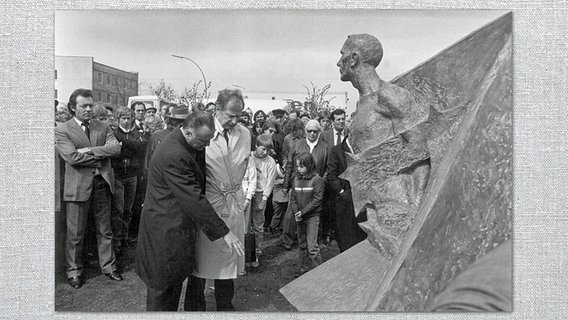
[68,117,92,145]
[212,116,243,149]
[171,126,197,155]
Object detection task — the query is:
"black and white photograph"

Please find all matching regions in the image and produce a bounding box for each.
[53,9,512,312]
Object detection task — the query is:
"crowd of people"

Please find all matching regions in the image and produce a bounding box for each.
[55,86,367,311]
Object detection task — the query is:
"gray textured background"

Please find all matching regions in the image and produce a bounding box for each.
[1,1,566,319]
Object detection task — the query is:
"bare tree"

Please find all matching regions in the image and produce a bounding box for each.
[113,78,129,107]
[303,82,337,118]
[178,80,212,109]
[144,79,178,102]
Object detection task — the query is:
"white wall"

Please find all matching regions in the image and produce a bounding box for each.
[55,56,93,104]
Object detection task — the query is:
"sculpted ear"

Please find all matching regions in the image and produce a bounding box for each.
[350,51,360,67]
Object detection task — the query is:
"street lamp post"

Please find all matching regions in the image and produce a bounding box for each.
[171,54,208,96]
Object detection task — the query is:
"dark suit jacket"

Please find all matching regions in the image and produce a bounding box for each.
[321,127,349,149]
[55,118,121,201]
[326,141,351,195]
[135,127,230,290]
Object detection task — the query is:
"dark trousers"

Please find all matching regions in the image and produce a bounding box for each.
[65,176,116,277]
[186,276,235,311]
[111,175,137,250]
[129,174,146,240]
[320,185,336,240]
[146,281,184,311]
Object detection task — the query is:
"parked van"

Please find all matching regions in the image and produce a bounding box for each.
[127,95,162,110]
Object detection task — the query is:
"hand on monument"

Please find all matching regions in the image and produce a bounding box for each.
[223,231,244,256]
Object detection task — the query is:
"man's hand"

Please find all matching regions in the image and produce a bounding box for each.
[294,211,303,222]
[258,199,266,211]
[223,231,244,256]
[244,199,251,212]
[77,147,92,155]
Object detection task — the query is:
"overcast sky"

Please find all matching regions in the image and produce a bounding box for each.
[56,10,507,112]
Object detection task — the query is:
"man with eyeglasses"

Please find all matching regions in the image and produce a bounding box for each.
[282,120,330,246]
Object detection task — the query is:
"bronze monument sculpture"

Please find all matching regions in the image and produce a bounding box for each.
[281,13,513,311]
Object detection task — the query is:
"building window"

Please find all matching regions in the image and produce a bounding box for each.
[106,93,110,103]
[106,75,110,86]
[96,72,102,83]
[54,70,57,79]
[55,89,57,99]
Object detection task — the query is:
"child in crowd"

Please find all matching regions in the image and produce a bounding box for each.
[269,163,287,235]
[289,152,325,276]
[240,150,257,274]
[248,134,277,267]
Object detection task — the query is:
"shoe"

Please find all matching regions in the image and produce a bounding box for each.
[67,276,82,289]
[282,243,291,250]
[251,258,259,268]
[105,271,123,281]
[255,248,263,255]
[245,262,251,268]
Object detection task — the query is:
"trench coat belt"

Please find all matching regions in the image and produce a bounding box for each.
[214,184,242,217]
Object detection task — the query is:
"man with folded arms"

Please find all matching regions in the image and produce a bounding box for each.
[55,88,123,289]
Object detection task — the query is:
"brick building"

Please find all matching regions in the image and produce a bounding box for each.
[55,56,138,108]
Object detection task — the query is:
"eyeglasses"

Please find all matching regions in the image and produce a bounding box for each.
[306,130,319,134]
[268,129,277,133]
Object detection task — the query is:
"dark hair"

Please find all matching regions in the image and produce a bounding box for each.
[114,106,134,119]
[318,110,331,121]
[103,104,114,113]
[253,110,267,121]
[182,110,215,131]
[330,108,346,121]
[262,119,279,133]
[255,133,274,149]
[296,152,316,176]
[68,88,93,115]
[130,101,146,111]
[215,88,245,111]
[284,118,304,135]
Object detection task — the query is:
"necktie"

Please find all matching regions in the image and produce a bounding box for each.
[336,131,342,146]
[222,129,229,145]
[82,122,90,140]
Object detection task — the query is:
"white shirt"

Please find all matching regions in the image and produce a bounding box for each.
[333,129,345,146]
[306,138,318,153]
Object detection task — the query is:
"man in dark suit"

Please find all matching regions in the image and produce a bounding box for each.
[135,111,243,311]
[129,101,150,243]
[320,108,349,148]
[55,88,123,289]
[319,108,350,245]
[326,136,367,252]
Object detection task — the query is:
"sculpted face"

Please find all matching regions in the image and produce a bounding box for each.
[217,97,244,130]
[337,39,354,82]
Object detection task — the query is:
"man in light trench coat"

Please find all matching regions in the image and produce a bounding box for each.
[135,111,243,311]
[188,88,253,311]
